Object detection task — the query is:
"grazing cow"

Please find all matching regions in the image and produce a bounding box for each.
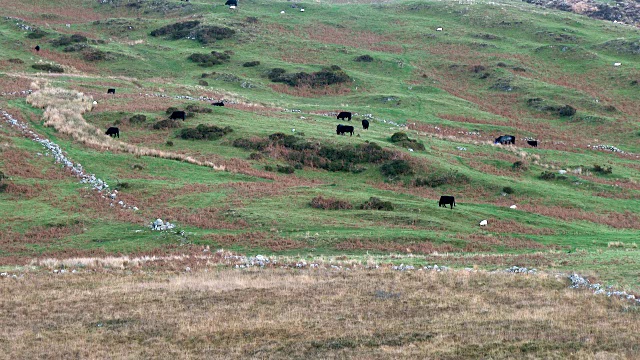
[105,127,119,138]
[212,101,224,106]
[225,0,237,5]
[438,195,456,209]
[34,45,40,52]
[336,124,354,136]
[169,111,186,121]
[362,119,369,130]
[337,111,352,121]
[494,135,515,145]
[527,140,538,147]
[107,88,116,94]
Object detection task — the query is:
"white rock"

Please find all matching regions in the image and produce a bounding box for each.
[92,101,97,105]
[614,62,621,66]
[510,205,517,209]
[558,170,567,174]
[300,8,304,12]
[479,219,488,226]
[436,27,443,31]
[229,5,236,9]
[280,10,285,14]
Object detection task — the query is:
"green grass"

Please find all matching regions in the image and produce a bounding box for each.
[0,0,639,288]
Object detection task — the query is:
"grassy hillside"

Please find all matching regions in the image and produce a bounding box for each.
[0,0,639,291]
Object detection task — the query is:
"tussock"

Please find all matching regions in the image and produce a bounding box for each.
[26,86,225,170]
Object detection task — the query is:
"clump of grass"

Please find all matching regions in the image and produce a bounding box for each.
[185,104,212,114]
[276,164,295,174]
[503,186,514,194]
[389,132,425,151]
[607,241,624,248]
[512,161,528,171]
[153,119,181,130]
[26,29,48,39]
[539,171,556,180]
[178,124,233,140]
[359,197,394,211]
[129,114,146,124]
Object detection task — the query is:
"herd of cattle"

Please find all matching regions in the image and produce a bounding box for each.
[98,88,539,213]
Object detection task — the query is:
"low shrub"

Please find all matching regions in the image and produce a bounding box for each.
[310,196,353,210]
[539,171,556,180]
[27,29,48,39]
[151,21,234,44]
[592,164,612,175]
[266,65,350,87]
[32,63,64,73]
[264,165,274,171]
[276,164,295,174]
[389,132,425,151]
[380,160,413,177]
[198,80,209,86]
[354,55,374,62]
[129,114,147,124]
[503,186,514,194]
[166,107,179,115]
[63,43,88,52]
[185,104,212,113]
[50,34,87,47]
[153,119,181,130]
[188,51,231,67]
[558,105,576,117]
[166,140,174,146]
[178,124,233,140]
[512,161,528,171]
[414,169,469,188]
[243,61,260,67]
[82,49,107,62]
[8,59,24,64]
[359,197,394,211]
[248,152,263,160]
[131,164,144,170]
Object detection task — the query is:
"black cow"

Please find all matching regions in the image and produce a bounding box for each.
[212,101,224,106]
[494,135,515,145]
[336,124,354,136]
[34,45,40,52]
[107,88,116,94]
[105,127,119,138]
[362,119,369,130]
[225,0,237,5]
[337,111,352,121]
[169,111,186,121]
[527,140,538,147]
[438,195,456,209]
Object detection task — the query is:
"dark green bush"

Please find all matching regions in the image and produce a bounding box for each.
[310,196,353,210]
[82,49,107,62]
[32,64,64,73]
[188,51,231,67]
[166,140,174,146]
[243,61,260,67]
[276,164,295,174]
[592,164,612,174]
[198,80,209,86]
[0,171,5,181]
[153,119,181,130]
[354,55,374,62]
[178,124,233,140]
[150,22,234,44]
[264,165,274,172]
[166,107,179,115]
[512,161,528,171]
[559,105,576,117]
[129,114,147,124]
[380,160,413,177]
[8,58,24,64]
[185,104,212,113]
[359,197,394,211]
[266,66,350,87]
[27,29,48,39]
[414,169,469,188]
[503,186,514,194]
[539,171,556,180]
[63,43,88,52]
[389,132,425,151]
[0,183,7,193]
[50,34,87,47]
[248,152,263,160]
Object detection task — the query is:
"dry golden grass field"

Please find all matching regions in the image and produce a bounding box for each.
[2,264,639,359]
